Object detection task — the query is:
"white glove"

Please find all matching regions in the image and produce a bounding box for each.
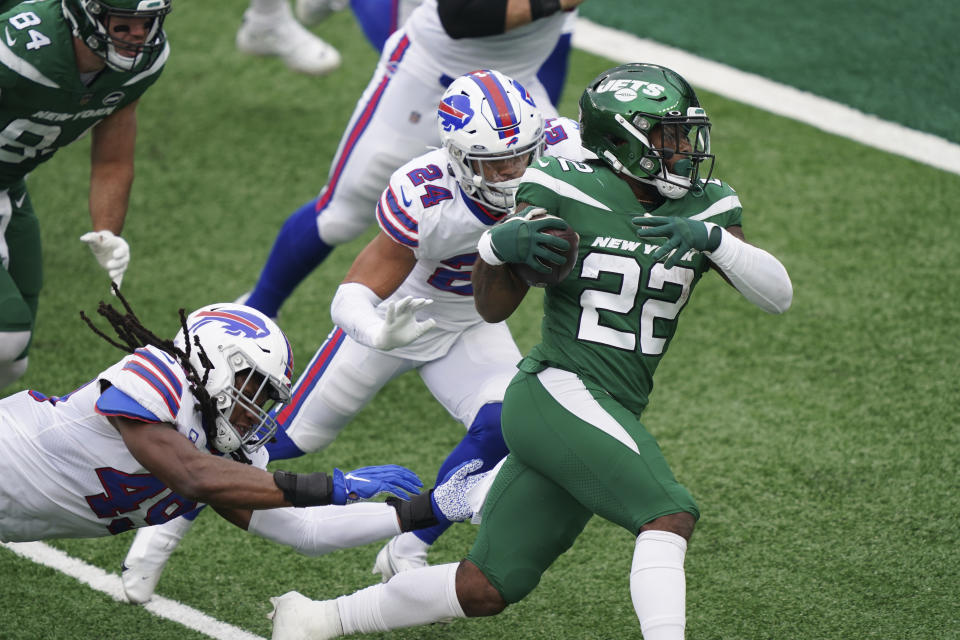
[431,459,488,523]
[80,230,130,288]
[369,296,437,351]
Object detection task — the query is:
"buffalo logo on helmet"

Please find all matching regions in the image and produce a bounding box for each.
[438,94,474,132]
[189,309,272,339]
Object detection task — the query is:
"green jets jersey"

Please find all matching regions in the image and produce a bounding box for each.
[515,156,743,415]
[0,0,168,188]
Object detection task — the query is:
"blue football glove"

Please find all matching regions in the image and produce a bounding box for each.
[430,458,486,524]
[632,215,722,268]
[332,465,423,505]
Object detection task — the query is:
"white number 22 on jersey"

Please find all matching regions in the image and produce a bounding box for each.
[577,252,693,356]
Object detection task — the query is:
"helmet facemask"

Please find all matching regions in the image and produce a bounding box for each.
[206,347,291,455]
[451,140,543,212]
[63,0,171,72]
[619,108,714,199]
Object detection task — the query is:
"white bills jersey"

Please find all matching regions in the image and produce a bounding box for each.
[374,117,584,360]
[0,345,266,542]
[404,0,568,84]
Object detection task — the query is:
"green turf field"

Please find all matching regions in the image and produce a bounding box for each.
[581,0,960,144]
[1,2,958,639]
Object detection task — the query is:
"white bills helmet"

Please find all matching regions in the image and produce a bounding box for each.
[437,69,545,213]
[175,304,293,454]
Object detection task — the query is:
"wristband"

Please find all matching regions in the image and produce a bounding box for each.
[477,229,505,265]
[530,0,561,20]
[387,492,439,532]
[273,470,334,507]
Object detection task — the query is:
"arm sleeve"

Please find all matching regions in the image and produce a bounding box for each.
[247,503,401,556]
[706,227,793,314]
[330,281,385,348]
[437,0,509,38]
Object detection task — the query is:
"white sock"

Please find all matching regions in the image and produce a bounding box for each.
[630,530,688,640]
[391,531,431,557]
[338,563,464,633]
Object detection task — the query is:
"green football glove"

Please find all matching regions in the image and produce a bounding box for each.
[486,207,571,274]
[632,215,722,268]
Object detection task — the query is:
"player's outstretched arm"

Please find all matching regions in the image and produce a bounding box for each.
[218,461,485,557]
[113,417,422,511]
[112,416,292,509]
[331,232,436,350]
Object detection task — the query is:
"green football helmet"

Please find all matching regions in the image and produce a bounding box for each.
[579,63,714,199]
[62,0,171,72]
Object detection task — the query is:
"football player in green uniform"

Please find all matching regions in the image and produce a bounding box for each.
[266,63,793,640]
[0,0,170,390]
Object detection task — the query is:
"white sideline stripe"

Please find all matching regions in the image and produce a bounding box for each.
[1,541,266,640]
[572,18,960,177]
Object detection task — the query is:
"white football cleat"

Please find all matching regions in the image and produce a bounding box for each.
[371,533,429,582]
[236,4,341,76]
[295,0,348,26]
[269,591,342,640]
[121,516,196,604]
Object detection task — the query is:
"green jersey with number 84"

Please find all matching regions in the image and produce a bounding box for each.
[0,0,167,188]
[515,155,743,415]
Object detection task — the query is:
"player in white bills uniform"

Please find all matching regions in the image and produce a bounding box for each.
[120,70,584,600]
[242,0,587,319]
[0,299,482,597]
[280,70,585,577]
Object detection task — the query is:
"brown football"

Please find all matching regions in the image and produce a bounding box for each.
[508,214,580,288]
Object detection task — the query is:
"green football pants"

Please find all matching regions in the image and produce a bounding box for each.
[467,367,698,604]
[0,181,42,358]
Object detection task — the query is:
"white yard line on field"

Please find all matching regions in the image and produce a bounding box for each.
[2,541,266,640]
[573,18,960,177]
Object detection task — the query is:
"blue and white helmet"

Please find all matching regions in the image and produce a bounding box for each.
[437,69,545,213]
[174,304,293,454]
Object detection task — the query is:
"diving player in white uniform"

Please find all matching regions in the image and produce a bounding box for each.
[121,69,584,602]
[242,0,586,319]
[0,298,481,598]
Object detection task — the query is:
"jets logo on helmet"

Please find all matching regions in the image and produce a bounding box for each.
[438,94,474,132]
[594,78,667,101]
[189,309,272,340]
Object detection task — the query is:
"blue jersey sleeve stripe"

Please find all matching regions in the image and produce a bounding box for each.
[96,385,163,423]
[134,348,183,396]
[377,200,418,247]
[122,361,180,416]
[384,188,419,232]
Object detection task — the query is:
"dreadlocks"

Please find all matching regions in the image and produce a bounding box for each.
[80,285,221,441]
